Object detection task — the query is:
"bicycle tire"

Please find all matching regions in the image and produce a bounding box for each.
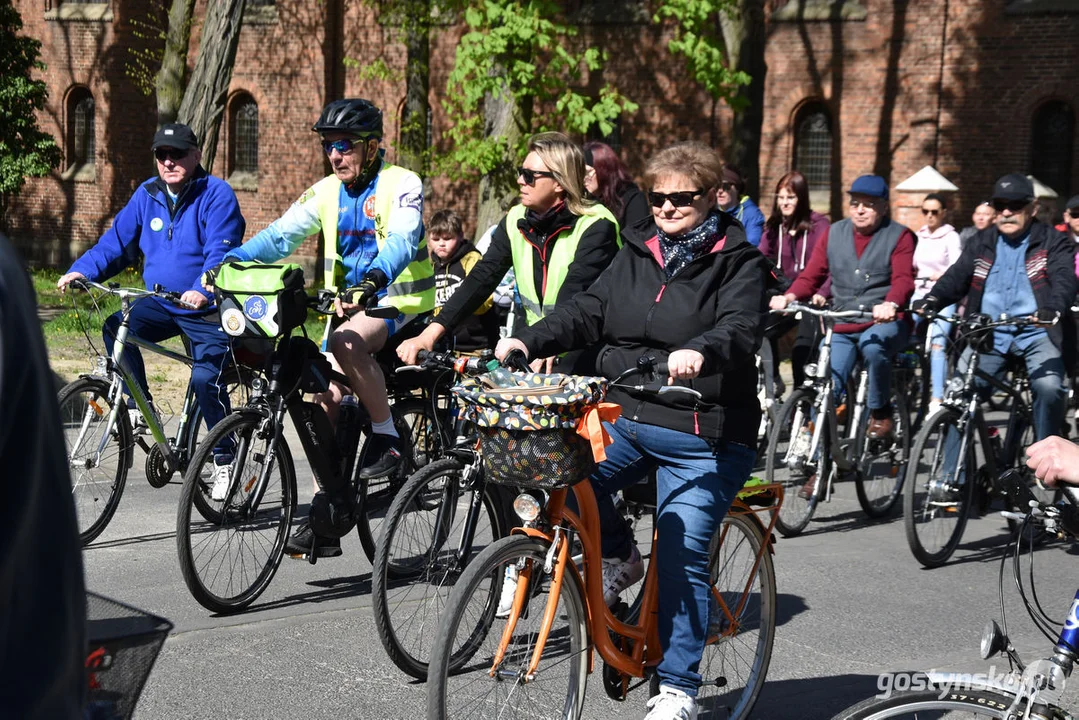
[176,410,296,614]
[855,393,910,519]
[427,534,589,720]
[831,686,1016,719]
[699,513,776,720]
[767,388,827,537]
[58,377,134,546]
[186,366,259,524]
[903,408,975,568]
[372,457,505,680]
[356,397,445,562]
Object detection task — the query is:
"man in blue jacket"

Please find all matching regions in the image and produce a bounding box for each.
[58,123,246,501]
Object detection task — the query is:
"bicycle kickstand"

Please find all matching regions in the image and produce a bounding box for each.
[307,534,318,566]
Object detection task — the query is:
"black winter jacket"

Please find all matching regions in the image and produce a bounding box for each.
[516,212,773,446]
[927,220,1077,347]
[432,240,501,352]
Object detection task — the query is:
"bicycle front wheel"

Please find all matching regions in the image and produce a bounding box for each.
[904,408,974,568]
[427,535,589,720]
[176,411,296,614]
[766,388,828,537]
[700,513,776,720]
[357,397,444,561]
[832,686,1016,718]
[855,393,910,519]
[372,458,505,680]
[58,377,133,545]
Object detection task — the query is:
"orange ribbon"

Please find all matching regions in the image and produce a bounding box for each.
[576,402,623,463]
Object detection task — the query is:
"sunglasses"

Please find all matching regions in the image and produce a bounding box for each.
[921,208,941,216]
[517,167,555,186]
[1068,208,1079,219]
[322,138,363,155]
[154,147,189,162]
[648,189,705,208]
[719,182,737,193]
[991,198,1030,213]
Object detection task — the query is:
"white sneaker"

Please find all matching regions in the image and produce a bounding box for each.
[495,566,519,618]
[644,685,698,720]
[928,399,943,418]
[128,403,160,435]
[602,546,645,607]
[210,461,233,502]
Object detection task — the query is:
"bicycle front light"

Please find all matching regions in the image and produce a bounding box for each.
[513,493,541,524]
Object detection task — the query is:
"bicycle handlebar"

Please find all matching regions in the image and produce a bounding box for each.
[309,287,400,319]
[70,278,199,310]
[997,469,1079,540]
[396,349,498,377]
[771,302,874,321]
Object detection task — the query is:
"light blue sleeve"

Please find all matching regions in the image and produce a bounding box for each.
[742,198,765,248]
[225,188,323,263]
[369,172,424,282]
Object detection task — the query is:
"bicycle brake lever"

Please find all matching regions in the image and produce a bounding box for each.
[395,365,423,373]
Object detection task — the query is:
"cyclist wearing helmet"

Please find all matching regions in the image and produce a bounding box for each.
[221,98,434,559]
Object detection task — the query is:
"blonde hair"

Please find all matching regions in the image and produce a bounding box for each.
[527,132,596,217]
[644,142,724,198]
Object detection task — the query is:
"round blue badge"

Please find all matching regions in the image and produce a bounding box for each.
[244,295,268,321]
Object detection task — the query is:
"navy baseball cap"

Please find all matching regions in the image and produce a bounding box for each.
[1064,194,1079,212]
[848,175,889,200]
[991,173,1035,203]
[152,123,199,151]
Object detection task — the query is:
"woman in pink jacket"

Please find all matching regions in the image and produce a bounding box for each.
[913,193,963,414]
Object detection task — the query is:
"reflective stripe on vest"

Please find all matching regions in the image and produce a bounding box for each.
[507,203,619,326]
[317,164,435,314]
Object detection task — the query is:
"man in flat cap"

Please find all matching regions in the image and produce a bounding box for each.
[58,123,246,501]
[918,173,1076,441]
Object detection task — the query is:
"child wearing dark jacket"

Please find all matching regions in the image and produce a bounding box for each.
[429,210,502,352]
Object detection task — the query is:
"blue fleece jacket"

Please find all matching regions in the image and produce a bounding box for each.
[69,167,245,314]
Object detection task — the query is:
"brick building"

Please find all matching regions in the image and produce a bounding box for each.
[8,0,1079,268]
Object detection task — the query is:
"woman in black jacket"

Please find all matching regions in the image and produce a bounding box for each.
[496,142,772,720]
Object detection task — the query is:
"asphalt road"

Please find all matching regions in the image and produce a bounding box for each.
[82,424,1079,720]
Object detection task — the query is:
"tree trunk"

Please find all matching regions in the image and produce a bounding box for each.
[398,0,430,176]
[177,0,249,173]
[719,0,766,199]
[473,83,524,243]
[154,0,196,126]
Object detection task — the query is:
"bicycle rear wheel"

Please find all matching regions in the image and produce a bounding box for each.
[855,393,910,519]
[372,457,505,680]
[904,408,975,568]
[58,377,133,545]
[356,397,444,561]
[700,513,776,720]
[427,535,588,720]
[831,686,1015,718]
[766,388,828,537]
[176,411,295,613]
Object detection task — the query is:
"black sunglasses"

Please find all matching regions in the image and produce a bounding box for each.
[992,198,1030,213]
[1068,208,1079,219]
[323,138,361,155]
[921,208,941,216]
[648,189,705,208]
[154,147,189,162]
[517,167,555,186]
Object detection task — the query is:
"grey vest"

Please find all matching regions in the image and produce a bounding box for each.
[826,217,907,312]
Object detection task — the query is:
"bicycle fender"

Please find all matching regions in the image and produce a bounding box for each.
[510,526,555,542]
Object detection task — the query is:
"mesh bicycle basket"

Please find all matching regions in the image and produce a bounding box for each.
[453,372,608,490]
[83,592,173,720]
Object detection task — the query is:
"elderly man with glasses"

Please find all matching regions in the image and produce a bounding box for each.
[916,173,1077,441]
[57,122,246,500]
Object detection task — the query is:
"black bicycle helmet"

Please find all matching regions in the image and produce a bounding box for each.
[312,98,383,137]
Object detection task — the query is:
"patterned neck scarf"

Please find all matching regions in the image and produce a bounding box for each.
[656,212,721,279]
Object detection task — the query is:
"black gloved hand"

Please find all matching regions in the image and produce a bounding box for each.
[911,297,939,317]
[343,269,388,308]
[1035,308,1060,326]
[202,263,225,289]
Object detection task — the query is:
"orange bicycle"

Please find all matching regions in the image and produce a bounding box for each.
[425,360,781,719]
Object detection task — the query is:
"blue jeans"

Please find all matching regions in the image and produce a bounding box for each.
[103,299,234,459]
[915,305,956,401]
[586,418,755,696]
[828,321,909,410]
[956,333,1067,441]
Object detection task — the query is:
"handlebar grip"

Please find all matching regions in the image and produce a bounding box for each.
[366,304,400,320]
[653,362,669,376]
[503,349,531,372]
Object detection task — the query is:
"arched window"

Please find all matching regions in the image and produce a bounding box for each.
[793,103,833,200]
[229,93,259,179]
[67,87,95,171]
[1031,100,1075,198]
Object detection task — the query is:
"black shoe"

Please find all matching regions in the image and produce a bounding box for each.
[358,433,404,480]
[773,375,786,399]
[285,522,342,559]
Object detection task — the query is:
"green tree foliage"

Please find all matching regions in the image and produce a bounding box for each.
[439,1,637,180]
[653,0,751,108]
[0,0,62,228]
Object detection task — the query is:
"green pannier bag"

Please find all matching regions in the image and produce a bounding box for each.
[213,261,308,339]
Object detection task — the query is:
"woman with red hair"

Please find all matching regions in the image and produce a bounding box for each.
[583,141,651,232]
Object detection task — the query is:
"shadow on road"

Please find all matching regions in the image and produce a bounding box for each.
[754,673,882,719]
[86,530,177,550]
[231,570,374,616]
[776,593,810,628]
